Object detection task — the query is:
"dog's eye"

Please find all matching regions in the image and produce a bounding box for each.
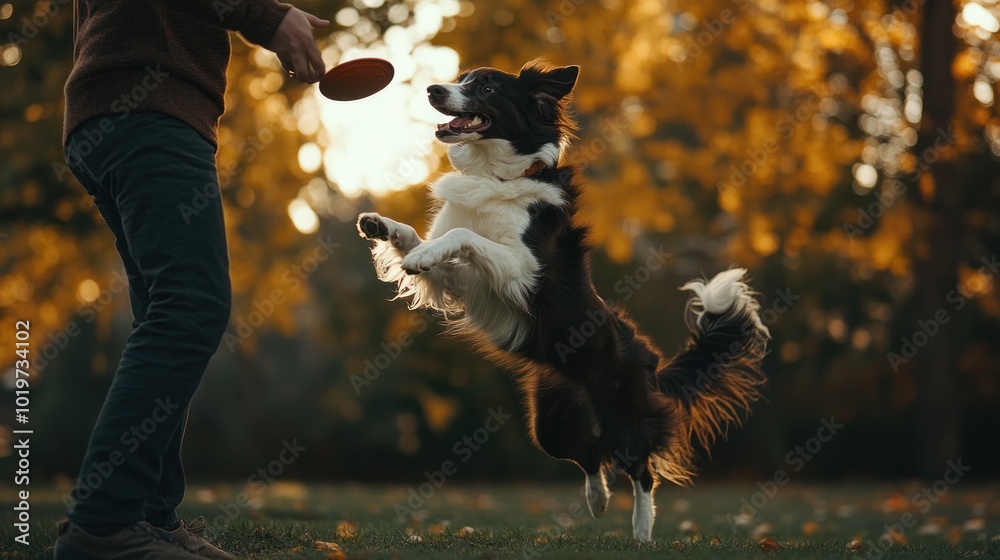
[481,86,493,94]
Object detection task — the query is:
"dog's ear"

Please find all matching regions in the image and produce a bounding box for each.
[542,65,580,100]
[519,61,579,100]
[519,61,579,125]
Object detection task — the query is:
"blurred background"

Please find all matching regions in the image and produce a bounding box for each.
[1,0,999,488]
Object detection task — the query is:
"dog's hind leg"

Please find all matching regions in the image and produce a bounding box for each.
[622,458,655,543]
[584,468,611,518]
[528,379,608,518]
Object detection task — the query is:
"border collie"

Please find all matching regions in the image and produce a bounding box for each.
[356,60,770,542]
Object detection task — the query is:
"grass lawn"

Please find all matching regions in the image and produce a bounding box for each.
[1,481,998,559]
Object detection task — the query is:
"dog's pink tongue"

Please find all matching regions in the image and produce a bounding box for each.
[448,116,472,128]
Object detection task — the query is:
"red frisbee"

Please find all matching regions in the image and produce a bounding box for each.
[319,58,394,101]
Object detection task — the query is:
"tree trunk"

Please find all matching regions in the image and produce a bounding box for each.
[913,0,961,479]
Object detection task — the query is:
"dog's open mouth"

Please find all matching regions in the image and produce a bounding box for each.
[436,113,491,137]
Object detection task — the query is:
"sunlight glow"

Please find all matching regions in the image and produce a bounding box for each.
[288,199,320,234]
[961,2,1000,33]
[299,0,464,199]
[973,80,994,106]
[313,46,458,198]
[415,3,444,36]
[335,7,359,27]
[854,163,878,189]
[298,143,323,173]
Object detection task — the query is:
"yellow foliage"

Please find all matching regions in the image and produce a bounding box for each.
[419,391,461,433]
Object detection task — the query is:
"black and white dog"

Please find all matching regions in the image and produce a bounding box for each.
[357,61,769,542]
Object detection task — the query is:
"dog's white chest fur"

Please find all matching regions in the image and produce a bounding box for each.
[424,169,560,347]
[362,139,564,349]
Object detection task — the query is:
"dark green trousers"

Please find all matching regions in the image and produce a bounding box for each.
[64,112,231,530]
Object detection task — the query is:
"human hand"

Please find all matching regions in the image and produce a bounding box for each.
[268,7,330,84]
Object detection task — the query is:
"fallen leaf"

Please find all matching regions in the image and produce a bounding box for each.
[709,536,722,546]
[406,534,423,543]
[731,512,753,527]
[670,540,685,551]
[752,523,773,538]
[880,493,909,513]
[846,538,862,552]
[918,522,943,535]
[471,494,496,509]
[336,520,359,539]
[313,541,346,560]
[759,537,780,552]
[194,488,218,503]
[455,526,475,537]
[964,518,986,532]
[679,519,698,532]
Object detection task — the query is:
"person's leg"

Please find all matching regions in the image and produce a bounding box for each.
[86,182,188,531]
[64,112,231,533]
[79,174,188,531]
[142,406,189,529]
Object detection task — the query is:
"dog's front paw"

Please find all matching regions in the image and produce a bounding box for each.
[357,213,389,240]
[401,245,444,275]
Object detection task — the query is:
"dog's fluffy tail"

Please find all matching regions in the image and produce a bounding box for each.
[651,268,770,485]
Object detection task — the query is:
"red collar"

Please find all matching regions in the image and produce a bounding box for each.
[519,161,548,179]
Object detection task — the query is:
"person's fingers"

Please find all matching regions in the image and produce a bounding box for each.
[290,51,310,83]
[277,52,294,73]
[306,44,325,83]
[305,12,331,28]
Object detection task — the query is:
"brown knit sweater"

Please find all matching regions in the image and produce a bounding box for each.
[63,0,291,150]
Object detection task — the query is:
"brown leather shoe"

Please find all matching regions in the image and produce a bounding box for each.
[144,517,236,560]
[54,520,208,559]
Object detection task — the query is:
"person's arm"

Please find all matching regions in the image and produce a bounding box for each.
[174,0,330,83]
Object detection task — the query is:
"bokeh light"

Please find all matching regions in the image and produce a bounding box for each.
[853,163,878,190]
[306,0,462,198]
[1,44,21,66]
[288,198,320,233]
[961,1,1000,33]
[76,279,100,303]
[298,143,323,173]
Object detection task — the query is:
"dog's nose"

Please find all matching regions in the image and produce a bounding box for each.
[427,84,448,99]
